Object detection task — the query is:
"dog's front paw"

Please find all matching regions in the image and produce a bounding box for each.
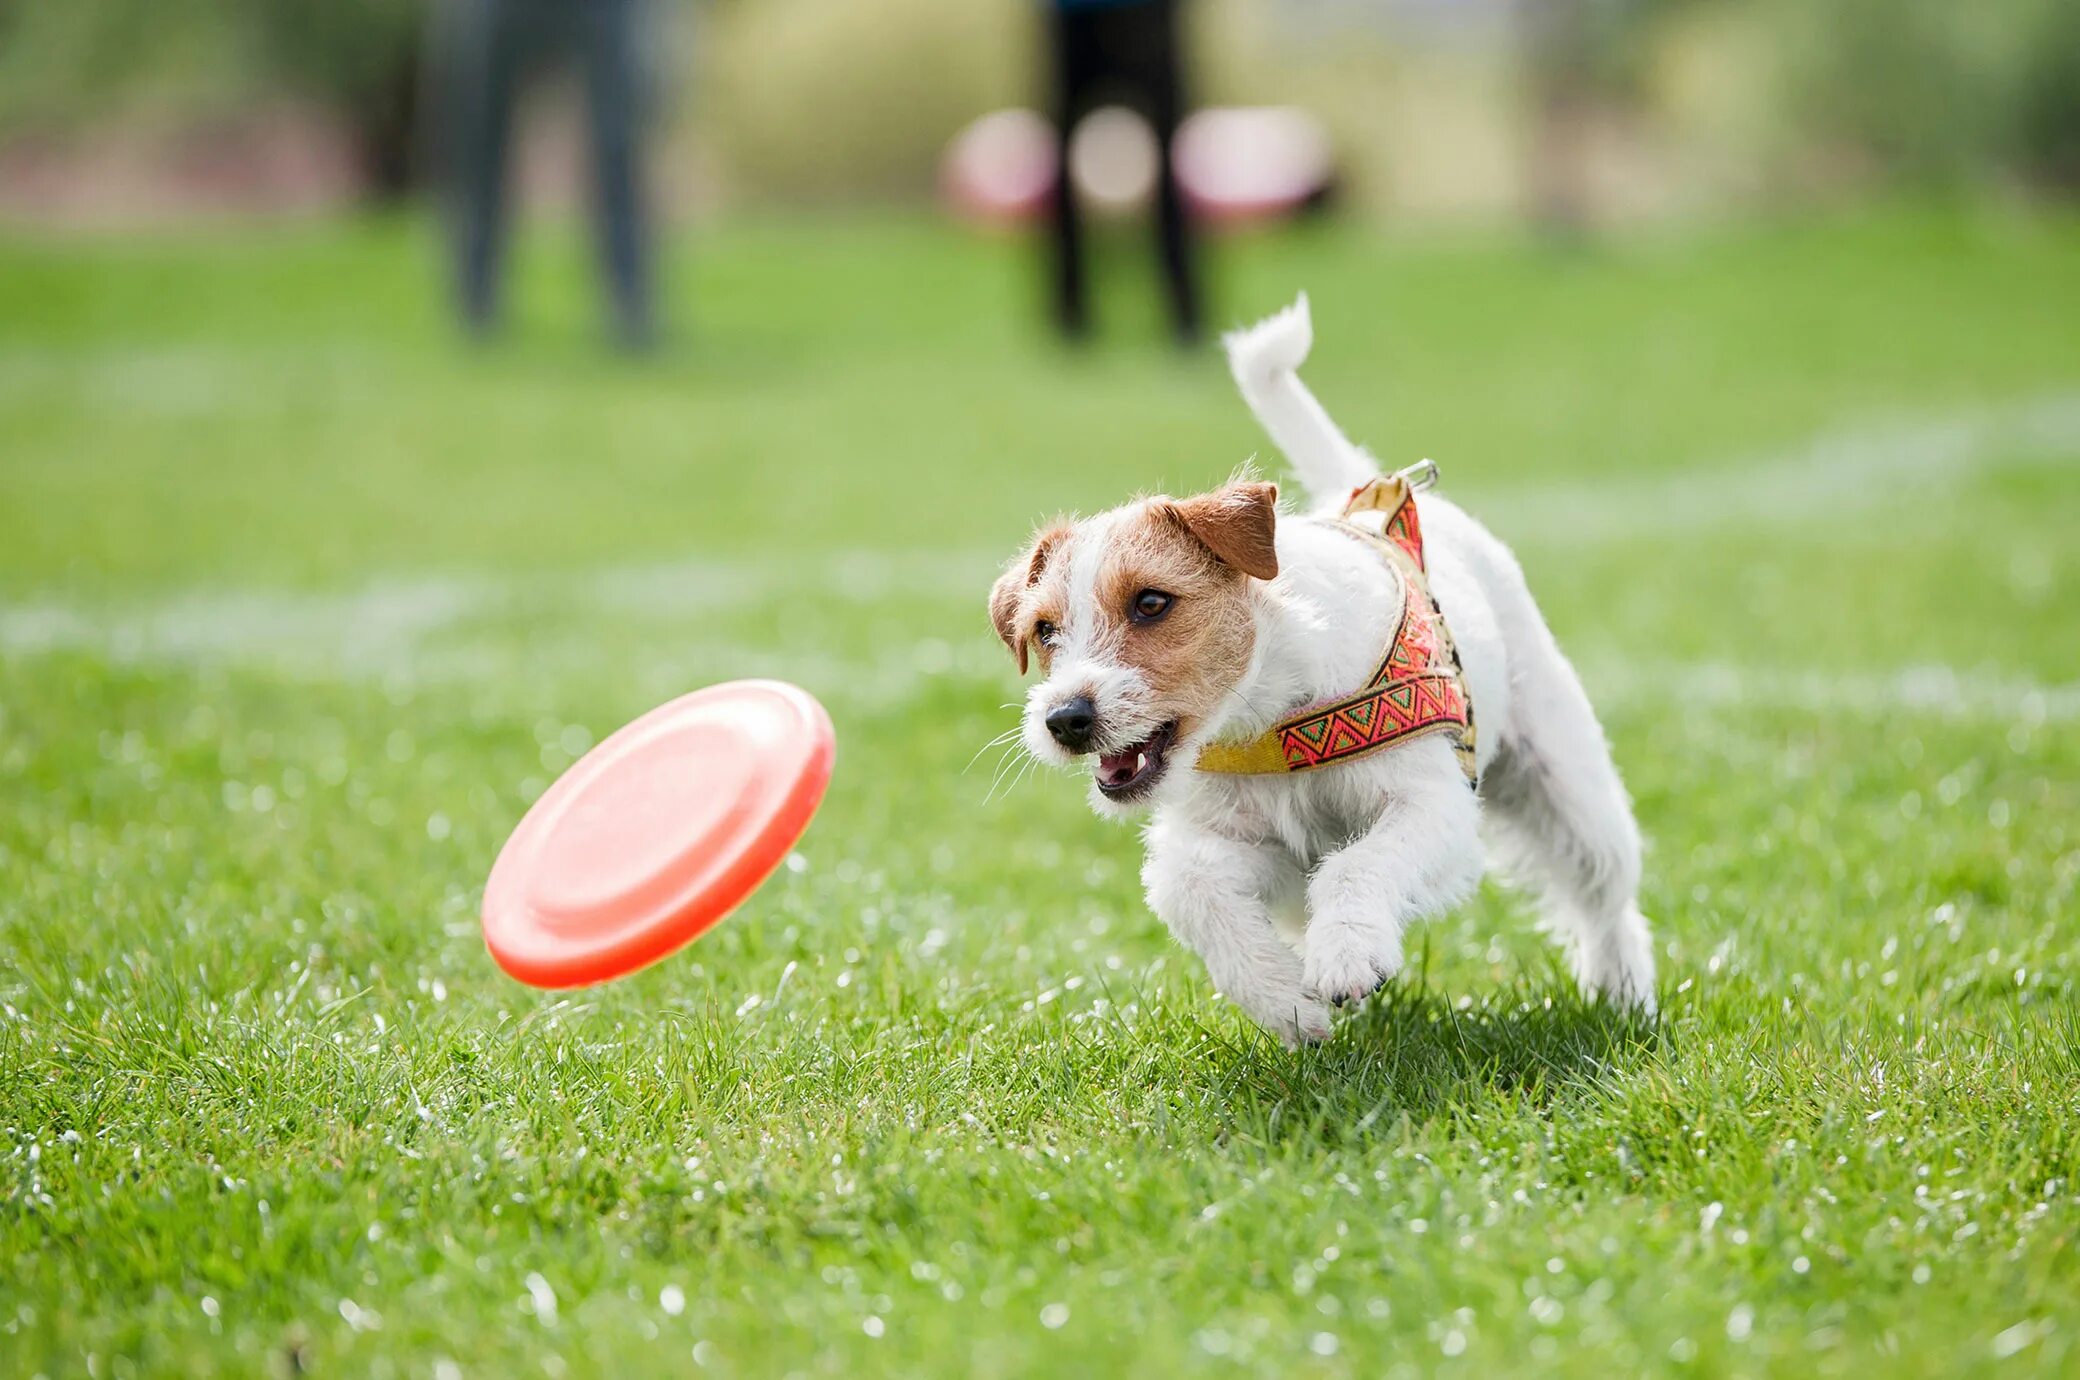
[1225,983,1334,1048]
[1571,904,1658,1015]
[1303,920,1402,1007]
[1274,995,1336,1049]
[1574,947,1657,1015]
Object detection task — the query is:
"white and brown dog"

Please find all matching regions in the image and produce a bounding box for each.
[988,295,1656,1044]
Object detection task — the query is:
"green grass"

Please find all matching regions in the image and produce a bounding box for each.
[3,205,2079,1378]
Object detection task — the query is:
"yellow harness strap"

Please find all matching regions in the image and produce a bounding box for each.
[1195,467,1479,786]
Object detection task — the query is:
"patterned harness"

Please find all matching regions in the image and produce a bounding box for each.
[1194,463,1479,786]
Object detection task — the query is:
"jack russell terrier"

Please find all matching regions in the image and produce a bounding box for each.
[988,296,1657,1044]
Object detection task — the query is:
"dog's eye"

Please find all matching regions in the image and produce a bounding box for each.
[1033,620,1058,648]
[1130,590,1174,623]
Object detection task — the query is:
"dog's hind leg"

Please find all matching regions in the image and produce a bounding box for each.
[1480,629,1658,1013]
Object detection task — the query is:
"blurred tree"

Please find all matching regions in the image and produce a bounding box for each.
[234,0,430,200]
[0,0,428,201]
[2012,0,2080,191]
[0,0,254,128]
[702,0,1021,203]
[1774,0,2080,193]
[4,0,2074,215]
[1519,0,1702,236]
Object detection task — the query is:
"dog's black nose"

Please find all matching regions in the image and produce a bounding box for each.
[1045,696,1098,751]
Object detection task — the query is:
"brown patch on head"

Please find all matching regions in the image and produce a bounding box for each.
[1088,483,1277,738]
[1167,481,1279,581]
[988,521,1071,674]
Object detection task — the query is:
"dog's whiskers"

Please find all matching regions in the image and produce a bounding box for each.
[982,740,1036,804]
[962,724,1026,775]
[983,760,1026,806]
[985,749,1027,803]
[1003,751,1042,800]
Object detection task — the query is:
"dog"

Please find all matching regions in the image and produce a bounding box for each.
[987,295,1656,1044]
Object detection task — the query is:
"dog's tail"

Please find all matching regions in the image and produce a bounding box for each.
[1223,293,1379,506]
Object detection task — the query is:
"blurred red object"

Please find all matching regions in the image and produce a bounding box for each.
[1175,106,1335,223]
[942,105,1334,226]
[941,108,1058,224]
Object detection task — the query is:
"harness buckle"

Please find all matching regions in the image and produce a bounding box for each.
[1395,457,1440,493]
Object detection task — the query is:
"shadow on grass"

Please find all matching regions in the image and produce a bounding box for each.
[1183,977,1663,1150]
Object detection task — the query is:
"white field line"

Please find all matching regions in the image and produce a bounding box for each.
[0,552,996,673]
[2,394,2077,719]
[1586,660,2080,726]
[0,346,376,418]
[1474,390,2080,541]
[4,600,2073,727]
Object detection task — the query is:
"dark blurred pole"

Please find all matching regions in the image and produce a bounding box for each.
[436,0,656,349]
[1045,0,1202,345]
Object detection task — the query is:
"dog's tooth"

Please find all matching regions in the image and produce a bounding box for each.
[1134,752,1147,775]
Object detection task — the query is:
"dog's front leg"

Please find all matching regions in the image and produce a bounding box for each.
[1143,815,1330,1047]
[1303,766,1484,1005]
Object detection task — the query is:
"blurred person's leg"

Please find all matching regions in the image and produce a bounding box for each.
[580,0,655,350]
[445,0,526,338]
[1047,6,1101,340]
[1137,0,1200,344]
[1056,0,1201,344]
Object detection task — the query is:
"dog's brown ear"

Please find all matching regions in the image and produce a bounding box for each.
[988,568,1029,674]
[1169,482,1279,581]
[988,524,1069,674]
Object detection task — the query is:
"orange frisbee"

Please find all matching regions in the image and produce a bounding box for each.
[482,679,834,988]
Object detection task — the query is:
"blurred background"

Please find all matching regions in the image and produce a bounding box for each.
[2,0,2075,242]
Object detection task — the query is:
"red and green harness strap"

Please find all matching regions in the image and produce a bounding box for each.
[1194,464,1480,786]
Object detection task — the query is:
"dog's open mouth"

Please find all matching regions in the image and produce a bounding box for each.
[1095,722,1177,801]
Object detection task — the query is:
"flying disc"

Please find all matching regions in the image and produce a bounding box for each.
[482,680,834,988]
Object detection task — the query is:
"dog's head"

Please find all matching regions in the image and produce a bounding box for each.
[988,481,1279,815]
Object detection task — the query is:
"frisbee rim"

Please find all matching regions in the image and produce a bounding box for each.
[481,679,833,988]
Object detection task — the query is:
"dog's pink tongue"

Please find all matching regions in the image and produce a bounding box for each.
[1098,751,1138,788]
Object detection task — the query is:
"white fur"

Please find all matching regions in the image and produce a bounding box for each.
[1022,296,1657,1044]
[1224,292,1379,500]
[1017,508,1180,805]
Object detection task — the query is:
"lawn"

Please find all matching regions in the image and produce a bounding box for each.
[2,205,2078,1378]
